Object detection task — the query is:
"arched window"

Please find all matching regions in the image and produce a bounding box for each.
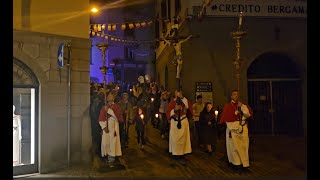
[13,58,39,86]
[13,58,39,176]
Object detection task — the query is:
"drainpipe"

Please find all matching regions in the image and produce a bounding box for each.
[66,43,72,167]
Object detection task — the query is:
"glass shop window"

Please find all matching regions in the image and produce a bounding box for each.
[13,88,36,166]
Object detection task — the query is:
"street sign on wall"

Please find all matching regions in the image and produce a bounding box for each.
[195,82,213,103]
[57,43,65,83]
[57,43,64,69]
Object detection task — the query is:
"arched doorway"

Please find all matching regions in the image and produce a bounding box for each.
[13,58,39,176]
[247,52,303,136]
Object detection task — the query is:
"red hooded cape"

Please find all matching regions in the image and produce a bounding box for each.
[166,98,193,120]
[99,103,124,123]
[220,101,253,123]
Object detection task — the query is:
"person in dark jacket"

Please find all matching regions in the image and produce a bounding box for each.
[199,102,218,155]
[133,107,146,150]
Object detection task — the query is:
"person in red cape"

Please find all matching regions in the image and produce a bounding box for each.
[220,89,253,173]
[98,92,123,168]
[166,90,193,165]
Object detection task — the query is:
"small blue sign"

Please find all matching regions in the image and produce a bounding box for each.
[57,43,65,68]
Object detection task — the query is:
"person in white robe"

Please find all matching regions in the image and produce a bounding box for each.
[169,108,192,156]
[225,106,251,168]
[13,105,22,166]
[220,90,252,173]
[98,93,123,168]
[166,91,192,164]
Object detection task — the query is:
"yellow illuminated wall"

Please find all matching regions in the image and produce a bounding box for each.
[13,0,90,39]
[13,0,22,30]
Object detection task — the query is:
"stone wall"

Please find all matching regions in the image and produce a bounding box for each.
[13,30,92,173]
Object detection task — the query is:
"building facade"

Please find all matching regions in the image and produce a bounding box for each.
[155,0,307,136]
[13,0,91,176]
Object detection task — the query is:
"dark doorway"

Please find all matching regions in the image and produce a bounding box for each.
[247,52,303,136]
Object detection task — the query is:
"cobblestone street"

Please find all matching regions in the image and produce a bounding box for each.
[19,123,307,179]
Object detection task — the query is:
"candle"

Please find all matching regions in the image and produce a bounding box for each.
[140,114,144,120]
[214,110,219,117]
[130,88,132,92]
[155,113,159,118]
[151,98,154,102]
[238,12,243,27]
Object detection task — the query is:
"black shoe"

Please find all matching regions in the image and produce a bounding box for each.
[220,155,228,162]
[241,167,251,174]
[231,164,242,174]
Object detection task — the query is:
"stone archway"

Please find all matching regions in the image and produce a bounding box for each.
[13,58,40,176]
[13,58,40,86]
[247,52,303,136]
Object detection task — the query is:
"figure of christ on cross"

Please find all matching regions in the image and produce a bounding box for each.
[198,0,213,18]
[162,35,192,79]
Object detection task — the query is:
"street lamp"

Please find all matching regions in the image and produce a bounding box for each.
[91,7,99,13]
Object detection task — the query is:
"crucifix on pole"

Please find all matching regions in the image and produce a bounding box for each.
[158,33,199,91]
[157,18,199,129]
[162,36,192,79]
[156,16,199,90]
[231,12,247,95]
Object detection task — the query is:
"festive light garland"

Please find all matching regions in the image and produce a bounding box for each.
[90,30,154,44]
[89,15,192,32]
[89,15,196,44]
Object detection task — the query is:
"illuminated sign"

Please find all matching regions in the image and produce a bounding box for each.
[188,0,307,18]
